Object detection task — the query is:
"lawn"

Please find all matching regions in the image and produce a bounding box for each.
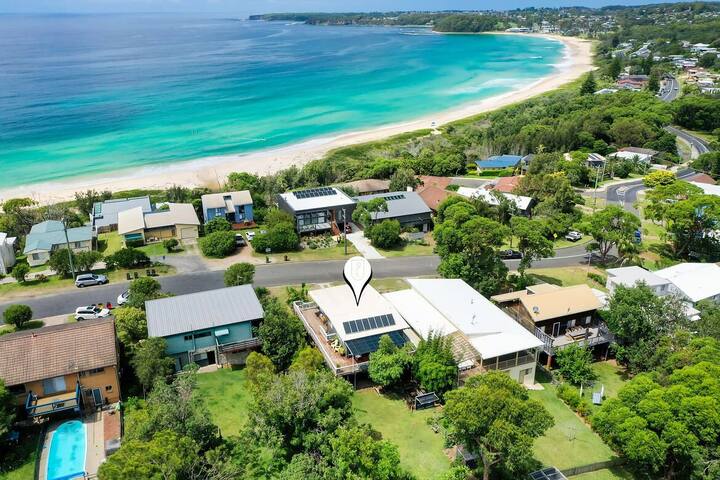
[573,467,636,480]
[195,368,250,437]
[526,266,607,291]
[376,241,435,258]
[352,390,450,479]
[0,428,39,480]
[253,242,359,263]
[530,375,620,471]
[99,231,183,257]
[579,361,630,413]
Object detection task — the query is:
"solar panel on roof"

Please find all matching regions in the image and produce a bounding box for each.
[528,467,568,480]
[345,330,407,356]
[343,314,396,335]
[292,187,337,199]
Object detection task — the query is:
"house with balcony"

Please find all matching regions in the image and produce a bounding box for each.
[91,196,152,233]
[0,319,121,417]
[491,284,610,365]
[145,285,264,371]
[201,190,254,227]
[293,284,411,376]
[277,186,356,235]
[23,220,93,267]
[384,279,543,386]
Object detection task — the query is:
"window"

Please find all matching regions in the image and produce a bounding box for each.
[194,331,211,339]
[79,368,104,377]
[73,242,83,249]
[31,253,40,261]
[105,385,113,392]
[585,315,591,325]
[42,376,66,395]
[184,334,193,341]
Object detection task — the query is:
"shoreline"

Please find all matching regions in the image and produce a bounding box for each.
[0,33,594,204]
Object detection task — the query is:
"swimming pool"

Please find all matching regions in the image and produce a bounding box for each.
[46,420,86,480]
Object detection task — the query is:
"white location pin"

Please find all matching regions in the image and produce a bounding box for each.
[343,256,372,306]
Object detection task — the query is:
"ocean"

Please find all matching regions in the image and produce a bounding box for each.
[0,15,564,189]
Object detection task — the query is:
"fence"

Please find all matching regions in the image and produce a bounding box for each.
[564,458,626,477]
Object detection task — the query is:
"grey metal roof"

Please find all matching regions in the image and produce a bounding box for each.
[353,191,432,220]
[145,285,264,338]
[23,221,92,254]
[92,196,152,229]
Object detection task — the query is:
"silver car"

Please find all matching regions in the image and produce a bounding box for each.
[75,273,108,288]
[75,305,111,321]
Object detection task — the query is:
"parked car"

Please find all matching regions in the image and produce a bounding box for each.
[246,231,256,241]
[565,231,583,242]
[75,305,111,321]
[235,234,246,247]
[117,291,129,306]
[75,273,108,288]
[499,249,523,260]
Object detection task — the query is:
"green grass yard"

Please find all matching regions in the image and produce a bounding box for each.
[253,242,359,263]
[578,361,629,413]
[352,390,450,479]
[99,231,183,257]
[0,428,39,480]
[195,368,250,437]
[375,240,435,258]
[526,266,607,291]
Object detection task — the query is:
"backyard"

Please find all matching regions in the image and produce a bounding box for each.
[526,266,608,291]
[195,368,250,437]
[0,428,39,480]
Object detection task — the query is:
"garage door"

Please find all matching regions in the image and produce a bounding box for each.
[179,226,198,241]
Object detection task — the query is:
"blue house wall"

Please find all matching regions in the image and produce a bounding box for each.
[204,204,254,223]
[163,321,254,357]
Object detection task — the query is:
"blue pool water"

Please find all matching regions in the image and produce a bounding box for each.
[46,420,86,480]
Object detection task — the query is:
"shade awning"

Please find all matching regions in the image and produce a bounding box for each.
[345,330,407,357]
[214,329,229,337]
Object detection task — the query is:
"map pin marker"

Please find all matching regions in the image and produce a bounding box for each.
[343,256,372,306]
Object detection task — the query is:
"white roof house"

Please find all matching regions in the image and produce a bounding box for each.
[689,181,720,197]
[605,266,672,295]
[388,279,542,360]
[278,187,356,214]
[456,186,534,213]
[0,232,17,275]
[655,263,720,304]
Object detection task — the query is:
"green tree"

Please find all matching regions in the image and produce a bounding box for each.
[104,247,149,269]
[580,72,597,95]
[663,194,720,259]
[352,197,389,229]
[643,170,676,188]
[48,248,77,277]
[367,219,402,249]
[603,284,688,373]
[388,167,420,192]
[327,424,411,480]
[74,189,111,217]
[204,216,232,234]
[443,372,553,480]
[97,430,199,480]
[289,346,325,374]
[413,332,457,399]
[609,118,655,147]
[130,337,174,394]
[0,380,15,439]
[251,221,299,253]
[582,205,640,263]
[646,71,660,93]
[285,283,309,306]
[113,307,148,348]
[162,238,178,252]
[126,276,164,309]
[555,344,597,385]
[257,297,306,370]
[75,250,102,272]
[200,230,236,258]
[696,301,720,340]
[368,334,411,388]
[511,217,555,275]
[3,304,32,329]
[11,263,29,283]
[245,351,276,394]
[608,56,622,80]
[224,262,255,286]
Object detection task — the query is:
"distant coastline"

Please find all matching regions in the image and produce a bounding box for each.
[0,33,593,204]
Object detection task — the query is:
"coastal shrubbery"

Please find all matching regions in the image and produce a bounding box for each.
[251,210,299,254]
[105,248,150,270]
[199,231,236,258]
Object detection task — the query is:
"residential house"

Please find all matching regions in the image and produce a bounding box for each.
[655,263,720,305]
[486,176,522,193]
[385,279,543,385]
[91,196,152,233]
[609,147,658,164]
[688,173,716,185]
[118,203,200,245]
[145,285,264,371]
[416,176,453,212]
[341,179,391,196]
[201,191,254,226]
[594,88,619,95]
[457,186,535,216]
[23,220,93,267]
[0,319,121,417]
[689,181,720,196]
[293,284,411,376]
[277,186,356,234]
[616,74,649,90]
[605,266,673,296]
[475,154,524,172]
[0,232,17,275]
[586,153,607,169]
[491,284,610,364]
[353,191,433,231]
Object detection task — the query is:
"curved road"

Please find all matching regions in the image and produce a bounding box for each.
[665,125,711,158]
[658,76,680,102]
[0,243,594,320]
[605,167,696,214]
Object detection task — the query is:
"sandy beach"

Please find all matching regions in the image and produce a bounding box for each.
[0,33,594,204]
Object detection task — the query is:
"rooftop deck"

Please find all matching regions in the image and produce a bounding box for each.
[293,301,368,376]
[534,323,614,356]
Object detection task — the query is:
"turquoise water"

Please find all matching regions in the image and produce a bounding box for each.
[0,15,564,188]
[46,420,86,480]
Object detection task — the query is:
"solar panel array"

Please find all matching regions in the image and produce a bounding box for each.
[345,330,407,357]
[528,467,568,480]
[384,194,406,201]
[292,187,336,199]
[343,314,396,335]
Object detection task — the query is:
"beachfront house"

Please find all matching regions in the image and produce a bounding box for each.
[384,279,543,386]
[201,190,254,226]
[0,232,17,275]
[118,203,200,245]
[475,154,524,173]
[457,186,535,216]
[145,285,264,371]
[91,196,152,233]
[353,191,433,231]
[341,179,391,196]
[277,186,356,235]
[491,284,610,365]
[293,284,411,376]
[0,319,121,417]
[23,220,93,267]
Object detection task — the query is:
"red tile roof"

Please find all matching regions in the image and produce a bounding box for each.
[489,176,522,193]
[417,176,451,191]
[418,186,452,212]
[690,173,717,185]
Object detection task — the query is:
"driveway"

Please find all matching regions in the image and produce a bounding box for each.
[346,231,385,259]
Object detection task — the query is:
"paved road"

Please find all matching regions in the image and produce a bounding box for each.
[665,125,711,158]
[605,167,695,214]
[0,244,594,320]
[658,76,680,102]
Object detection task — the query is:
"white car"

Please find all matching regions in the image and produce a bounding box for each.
[75,305,111,321]
[117,291,129,306]
[565,231,583,242]
[246,231,256,241]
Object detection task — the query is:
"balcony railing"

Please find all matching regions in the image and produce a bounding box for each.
[26,382,81,417]
[534,323,614,356]
[218,337,261,353]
